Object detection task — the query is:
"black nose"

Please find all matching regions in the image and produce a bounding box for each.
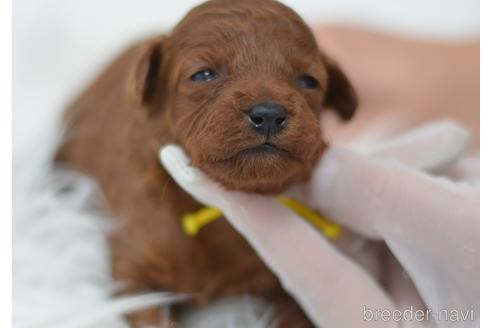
[248,103,287,136]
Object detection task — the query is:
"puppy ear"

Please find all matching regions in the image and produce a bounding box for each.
[322,55,358,120]
[128,35,166,110]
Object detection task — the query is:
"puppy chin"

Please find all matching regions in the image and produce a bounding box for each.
[196,145,323,194]
[207,165,307,194]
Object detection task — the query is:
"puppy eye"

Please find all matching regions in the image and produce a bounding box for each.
[190,69,218,82]
[297,75,319,89]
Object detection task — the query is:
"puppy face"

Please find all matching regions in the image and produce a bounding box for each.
[132,0,357,194]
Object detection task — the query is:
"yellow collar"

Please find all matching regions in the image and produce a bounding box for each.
[182,196,342,239]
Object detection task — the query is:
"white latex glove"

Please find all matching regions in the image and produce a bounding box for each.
[159,122,478,328]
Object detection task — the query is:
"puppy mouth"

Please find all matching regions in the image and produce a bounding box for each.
[203,140,311,194]
[214,141,292,164]
[241,142,286,156]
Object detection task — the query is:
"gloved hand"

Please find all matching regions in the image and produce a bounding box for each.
[159,122,479,328]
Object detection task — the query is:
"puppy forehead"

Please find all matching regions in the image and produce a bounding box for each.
[169,0,319,63]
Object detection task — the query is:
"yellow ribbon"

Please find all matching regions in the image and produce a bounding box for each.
[182,196,342,239]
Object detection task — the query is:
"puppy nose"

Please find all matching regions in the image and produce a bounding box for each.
[248,103,287,136]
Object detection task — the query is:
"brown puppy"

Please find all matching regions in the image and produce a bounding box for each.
[56,0,357,326]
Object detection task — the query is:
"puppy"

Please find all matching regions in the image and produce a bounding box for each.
[56,0,357,326]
